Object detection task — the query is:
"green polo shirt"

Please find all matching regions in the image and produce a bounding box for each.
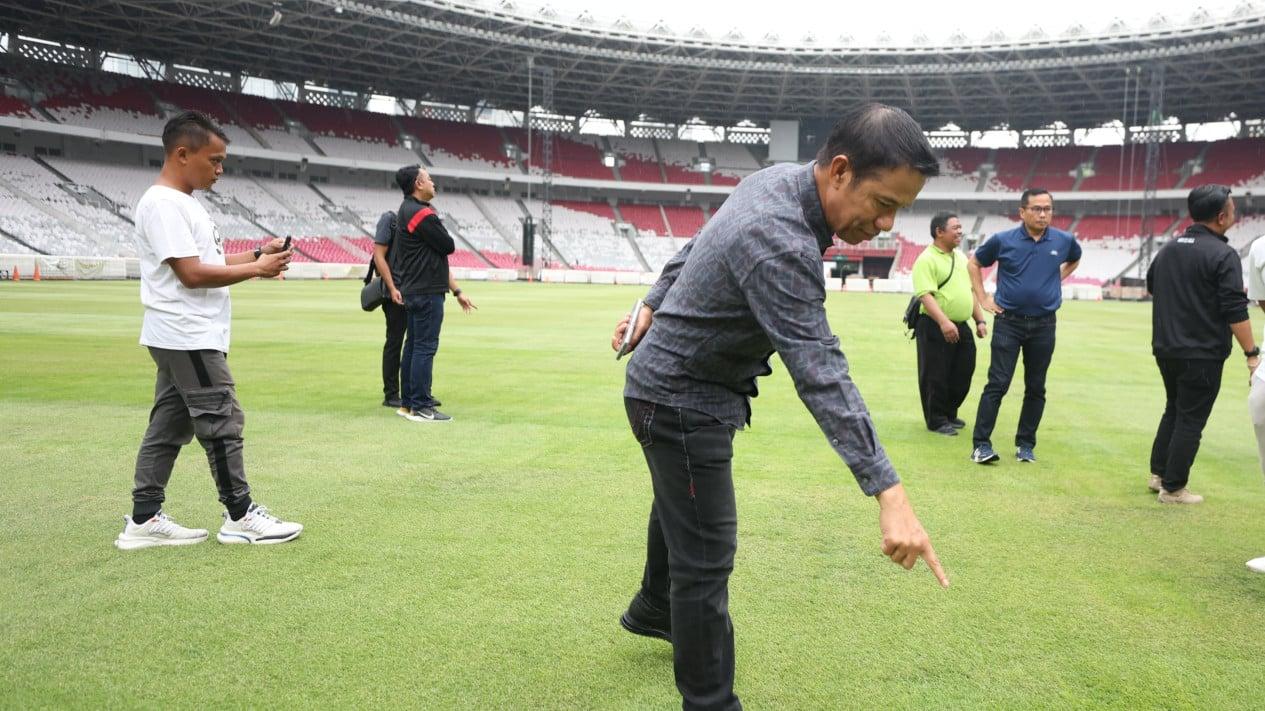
[912,244,973,323]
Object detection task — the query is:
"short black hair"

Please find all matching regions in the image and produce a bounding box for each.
[815,103,940,181]
[930,212,958,239]
[1187,184,1232,223]
[395,164,421,195]
[161,111,229,154]
[1020,188,1052,208]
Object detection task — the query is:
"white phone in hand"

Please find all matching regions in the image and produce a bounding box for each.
[616,299,645,361]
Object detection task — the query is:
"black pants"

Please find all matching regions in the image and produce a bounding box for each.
[1150,358,1224,492]
[915,317,976,429]
[972,313,1057,449]
[625,397,741,711]
[381,299,407,400]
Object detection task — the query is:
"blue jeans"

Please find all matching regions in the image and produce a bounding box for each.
[972,313,1057,449]
[401,293,445,411]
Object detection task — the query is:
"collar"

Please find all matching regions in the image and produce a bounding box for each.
[1017,225,1048,242]
[1185,223,1228,243]
[798,162,834,254]
[405,195,431,207]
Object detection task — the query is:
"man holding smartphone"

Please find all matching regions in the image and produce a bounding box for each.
[115,111,303,550]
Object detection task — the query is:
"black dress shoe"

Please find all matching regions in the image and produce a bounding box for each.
[948,417,966,429]
[383,397,402,408]
[931,423,959,436]
[619,594,672,643]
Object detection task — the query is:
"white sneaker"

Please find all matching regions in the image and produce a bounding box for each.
[114,511,208,551]
[217,503,303,545]
[1248,557,1265,574]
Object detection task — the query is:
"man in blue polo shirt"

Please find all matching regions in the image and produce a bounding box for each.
[967,188,1081,464]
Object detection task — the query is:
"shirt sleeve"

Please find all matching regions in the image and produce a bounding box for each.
[373,212,394,246]
[1216,250,1250,324]
[739,248,901,496]
[973,234,1000,267]
[1248,242,1265,301]
[910,250,937,296]
[644,238,696,310]
[1066,236,1083,263]
[406,210,455,255]
[140,198,199,263]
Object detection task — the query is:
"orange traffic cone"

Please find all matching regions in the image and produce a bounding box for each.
[32,263,40,281]
[11,266,19,281]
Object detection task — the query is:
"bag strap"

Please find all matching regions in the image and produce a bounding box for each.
[934,249,956,291]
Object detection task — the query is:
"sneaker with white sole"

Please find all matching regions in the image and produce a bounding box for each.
[396,406,412,419]
[404,407,452,423]
[1247,557,1265,574]
[1157,488,1204,504]
[114,511,208,551]
[1147,474,1162,493]
[217,503,303,545]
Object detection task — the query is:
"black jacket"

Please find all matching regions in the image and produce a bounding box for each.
[1147,224,1249,360]
[389,196,455,296]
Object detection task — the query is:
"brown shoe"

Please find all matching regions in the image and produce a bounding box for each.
[1158,488,1204,504]
[1147,474,1162,493]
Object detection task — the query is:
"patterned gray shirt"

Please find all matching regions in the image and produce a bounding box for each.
[624,161,900,496]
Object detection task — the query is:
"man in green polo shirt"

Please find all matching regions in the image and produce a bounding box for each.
[912,212,988,435]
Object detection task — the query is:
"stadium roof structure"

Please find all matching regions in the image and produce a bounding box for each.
[4,0,1265,130]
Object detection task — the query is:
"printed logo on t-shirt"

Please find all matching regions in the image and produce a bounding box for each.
[212,223,222,255]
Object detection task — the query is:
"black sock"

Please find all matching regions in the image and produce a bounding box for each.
[131,509,158,525]
[227,498,252,521]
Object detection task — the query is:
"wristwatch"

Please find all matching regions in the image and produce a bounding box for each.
[253,247,263,260]
[452,288,462,297]
[1246,346,1261,358]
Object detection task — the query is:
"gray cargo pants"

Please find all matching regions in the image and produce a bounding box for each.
[132,347,251,518]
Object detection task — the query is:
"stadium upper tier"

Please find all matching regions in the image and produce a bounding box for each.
[3,60,1265,195]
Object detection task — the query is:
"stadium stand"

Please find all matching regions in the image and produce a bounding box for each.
[398,116,515,171]
[617,203,668,236]
[608,137,664,183]
[657,140,707,185]
[706,142,762,186]
[0,153,134,256]
[661,205,707,238]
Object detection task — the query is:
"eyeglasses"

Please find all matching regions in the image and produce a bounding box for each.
[1024,206,1054,214]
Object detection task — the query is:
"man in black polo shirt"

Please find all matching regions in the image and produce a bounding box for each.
[967,188,1081,465]
[1146,184,1260,503]
[389,165,474,423]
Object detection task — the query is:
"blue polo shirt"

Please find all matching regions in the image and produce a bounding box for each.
[974,225,1082,317]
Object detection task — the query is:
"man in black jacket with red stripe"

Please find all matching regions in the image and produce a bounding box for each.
[390,164,467,423]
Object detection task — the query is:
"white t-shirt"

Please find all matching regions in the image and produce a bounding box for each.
[134,185,232,352]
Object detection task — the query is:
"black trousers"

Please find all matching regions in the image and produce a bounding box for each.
[972,313,1057,449]
[381,299,407,399]
[625,397,741,711]
[1150,357,1225,492]
[915,317,976,429]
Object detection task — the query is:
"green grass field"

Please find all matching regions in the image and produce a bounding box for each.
[2,279,1264,709]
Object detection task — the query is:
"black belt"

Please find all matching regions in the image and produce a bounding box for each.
[996,311,1054,321]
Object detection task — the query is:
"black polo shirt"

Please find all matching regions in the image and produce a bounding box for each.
[1147,223,1250,360]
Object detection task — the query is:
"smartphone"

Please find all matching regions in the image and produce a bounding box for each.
[282,236,292,251]
[616,299,645,361]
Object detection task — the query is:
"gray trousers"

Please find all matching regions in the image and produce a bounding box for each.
[132,347,250,517]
